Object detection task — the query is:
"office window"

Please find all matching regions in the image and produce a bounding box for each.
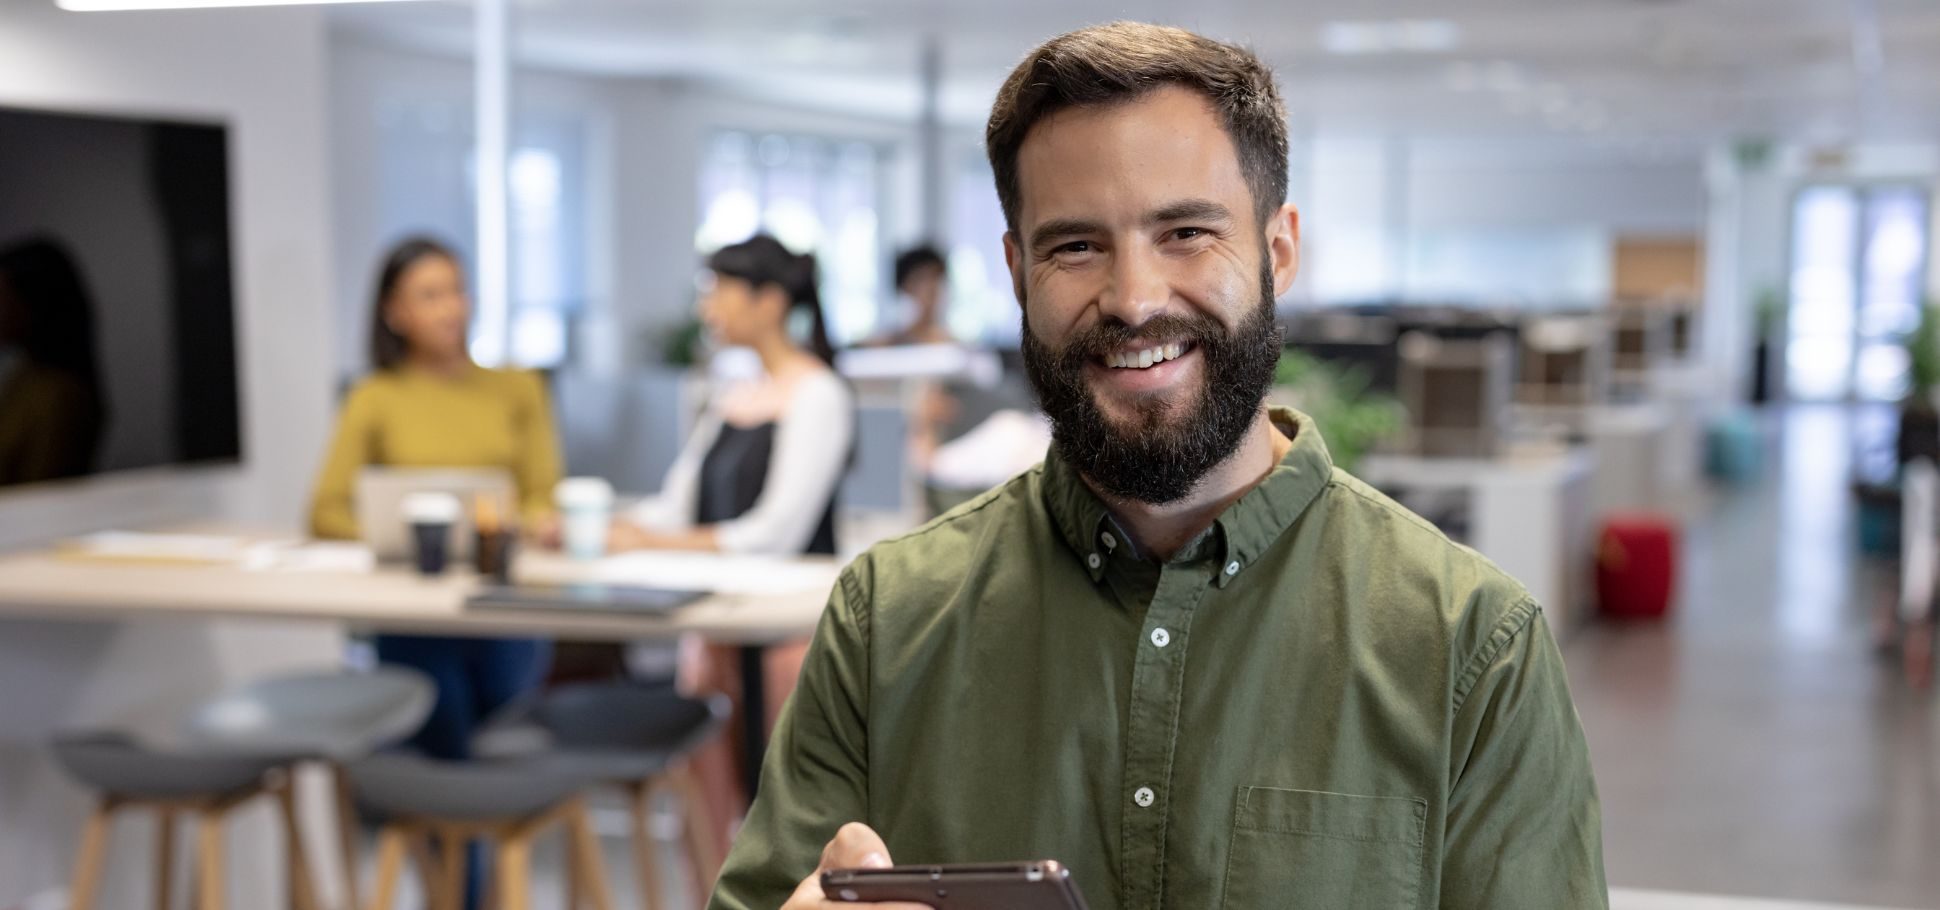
[946,153,1022,346]
[696,131,883,346]
[1786,184,1930,402]
[373,101,587,370]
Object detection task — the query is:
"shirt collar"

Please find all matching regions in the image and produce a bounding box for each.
[1042,406,1337,586]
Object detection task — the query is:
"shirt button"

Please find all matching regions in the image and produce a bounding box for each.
[1101,531,1116,550]
[1225,560,1241,576]
[1150,627,1170,648]
[1087,553,1101,570]
[1133,786,1155,808]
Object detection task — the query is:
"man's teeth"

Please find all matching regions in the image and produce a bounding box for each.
[1107,343,1185,369]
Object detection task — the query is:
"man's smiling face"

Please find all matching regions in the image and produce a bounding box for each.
[1007,84,1298,504]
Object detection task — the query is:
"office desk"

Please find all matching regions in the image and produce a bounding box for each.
[0,539,838,809]
[0,547,835,645]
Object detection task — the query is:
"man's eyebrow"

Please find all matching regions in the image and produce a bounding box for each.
[1146,199,1234,225]
[1028,218,1103,253]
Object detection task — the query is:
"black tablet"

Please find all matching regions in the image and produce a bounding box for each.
[465,583,705,616]
[823,861,1089,909]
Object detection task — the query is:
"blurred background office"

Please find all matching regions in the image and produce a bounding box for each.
[1,0,1939,909]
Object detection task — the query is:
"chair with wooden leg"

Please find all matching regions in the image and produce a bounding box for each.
[183,667,435,910]
[477,683,732,909]
[345,752,617,910]
[52,732,319,910]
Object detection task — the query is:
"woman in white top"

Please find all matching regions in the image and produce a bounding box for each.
[610,236,855,827]
[612,234,854,556]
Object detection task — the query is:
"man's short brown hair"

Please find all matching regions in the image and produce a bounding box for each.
[985,21,1289,234]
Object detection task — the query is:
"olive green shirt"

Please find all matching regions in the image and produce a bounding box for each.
[710,408,1606,910]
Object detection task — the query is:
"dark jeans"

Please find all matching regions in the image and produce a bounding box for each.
[375,634,552,909]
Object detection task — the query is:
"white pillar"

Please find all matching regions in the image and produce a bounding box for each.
[1702,140,1789,403]
[472,0,512,366]
[917,36,945,243]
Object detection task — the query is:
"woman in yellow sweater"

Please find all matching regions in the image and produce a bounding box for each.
[309,236,562,763]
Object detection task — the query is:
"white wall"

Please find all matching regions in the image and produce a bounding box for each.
[0,1,336,547]
[1294,138,1706,306]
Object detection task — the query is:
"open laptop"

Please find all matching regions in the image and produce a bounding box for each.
[354,467,516,562]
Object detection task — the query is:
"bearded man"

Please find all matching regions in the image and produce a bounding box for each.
[709,21,1608,910]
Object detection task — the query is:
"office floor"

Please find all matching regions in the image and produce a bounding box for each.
[1568,404,1940,910]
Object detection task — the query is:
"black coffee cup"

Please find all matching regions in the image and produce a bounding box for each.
[401,492,462,577]
[412,521,451,575]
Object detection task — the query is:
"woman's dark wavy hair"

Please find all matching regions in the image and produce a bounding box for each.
[707,234,835,365]
[368,235,462,371]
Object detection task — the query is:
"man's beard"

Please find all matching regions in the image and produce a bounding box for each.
[1021,263,1283,506]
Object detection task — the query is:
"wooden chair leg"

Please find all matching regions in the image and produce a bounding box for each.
[406,832,433,903]
[67,798,114,910]
[567,799,617,910]
[156,807,177,910]
[196,810,227,910]
[437,829,465,910]
[627,782,667,910]
[495,835,533,910]
[332,764,361,910]
[277,780,321,910]
[672,766,724,895]
[566,837,581,910]
[364,827,406,910]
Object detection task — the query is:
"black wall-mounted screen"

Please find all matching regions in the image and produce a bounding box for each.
[0,105,242,490]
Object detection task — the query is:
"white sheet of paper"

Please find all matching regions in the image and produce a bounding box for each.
[570,551,841,596]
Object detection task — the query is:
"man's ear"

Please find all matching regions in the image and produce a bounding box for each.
[1003,230,1026,306]
[1266,203,1301,298]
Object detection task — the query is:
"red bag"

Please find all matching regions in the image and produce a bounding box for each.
[1597,515,1678,618]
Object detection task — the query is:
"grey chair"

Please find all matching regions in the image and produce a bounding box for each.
[53,668,435,910]
[184,667,435,760]
[343,752,616,910]
[184,667,436,909]
[478,683,732,910]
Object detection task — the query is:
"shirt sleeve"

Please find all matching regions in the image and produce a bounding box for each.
[308,382,379,540]
[713,372,855,555]
[708,564,873,910]
[513,370,565,526]
[1440,600,1609,909]
[625,408,720,532]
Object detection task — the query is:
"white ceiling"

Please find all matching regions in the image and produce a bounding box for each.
[329,0,1940,148]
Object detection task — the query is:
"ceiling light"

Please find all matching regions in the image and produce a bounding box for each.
[58,0,422,10]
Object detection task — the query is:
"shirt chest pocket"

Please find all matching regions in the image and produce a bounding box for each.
[1218,787,1426,910]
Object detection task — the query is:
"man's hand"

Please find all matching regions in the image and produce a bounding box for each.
[781,822,932,910]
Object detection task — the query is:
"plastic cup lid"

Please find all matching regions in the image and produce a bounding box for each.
[402,492,463,524]
[555,477,614,508]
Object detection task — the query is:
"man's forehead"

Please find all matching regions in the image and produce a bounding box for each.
[1013,85,1246,227]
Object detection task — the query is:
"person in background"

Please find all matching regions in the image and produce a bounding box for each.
[309,236,563,761]
[611,234,855,853]
[870,244,954,347]
[612,233,854,556]
[0,236,105,487]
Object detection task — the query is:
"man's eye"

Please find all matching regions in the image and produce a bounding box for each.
[1173,227,1206,240]
[1057,241,1093,255]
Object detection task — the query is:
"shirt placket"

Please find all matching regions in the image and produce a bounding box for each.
[1117,561,1211,910]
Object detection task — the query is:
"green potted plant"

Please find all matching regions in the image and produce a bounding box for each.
[1750,285,1783,405]
[1898,301,1940,465]
[1271,351,1405,473]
